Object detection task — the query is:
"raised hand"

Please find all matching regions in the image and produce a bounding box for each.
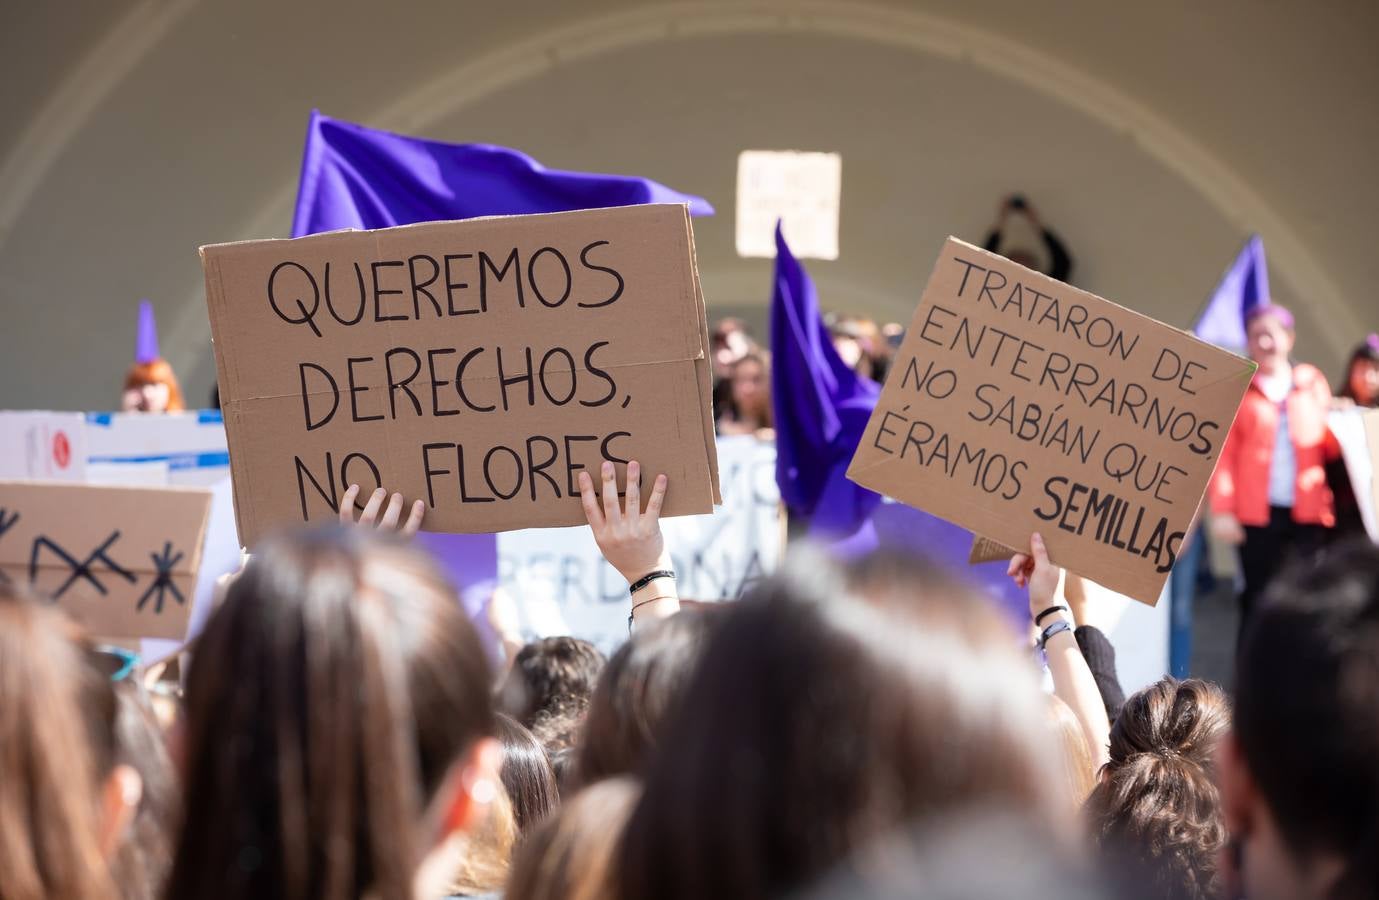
[339,485,425,537]
[577,460,669,583]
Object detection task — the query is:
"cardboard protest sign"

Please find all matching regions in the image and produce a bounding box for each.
[203,204,720,547]
[848,238,1255,605]
[0,481,212,639]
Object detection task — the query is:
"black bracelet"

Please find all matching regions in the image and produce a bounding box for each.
[1034,604,1069,626]
[627,595,666,632]
[628,570,675,596]
[1038,619,1073,651]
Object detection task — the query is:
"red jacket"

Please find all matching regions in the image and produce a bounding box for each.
[1210,363,1336,527]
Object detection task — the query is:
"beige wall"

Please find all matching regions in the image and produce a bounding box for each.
[1,0,1375,411]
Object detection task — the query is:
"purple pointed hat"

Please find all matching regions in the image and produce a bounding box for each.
[135,299,159,364]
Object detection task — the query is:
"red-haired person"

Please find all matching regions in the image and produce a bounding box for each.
[1209,304,1336,633]
[121,360,185,414]
[121,301,184,413]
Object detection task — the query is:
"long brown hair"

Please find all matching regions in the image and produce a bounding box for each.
[506,777,640,900]
[0,585,121,900]
[617,552,1065,900]
[574,609,720,787]
[1084,677,1230,900]
[723,352,773,429]
[164,527,494,900]
[109,685,178,900]
[495,714,559,834]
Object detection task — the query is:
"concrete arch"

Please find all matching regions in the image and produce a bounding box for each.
[145,1,1356,369]
[0,0,199,248]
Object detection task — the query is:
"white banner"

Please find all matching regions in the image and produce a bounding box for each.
[1328,407,1379,542]
[0,411,87,481]
[497,435,782,653]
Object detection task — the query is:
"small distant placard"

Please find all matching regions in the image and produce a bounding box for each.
[203,204,720,548]
[736,150,841,260]
[848,238,1256,605]
[0,481,212,639]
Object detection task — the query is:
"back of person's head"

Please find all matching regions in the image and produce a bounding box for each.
[1084,677,1229,899]
[495,713,559,834]
[165,527,496,900]
[547,747,578,798]
[497,636,605,729]
[1224,540,1379,900]
[617,551,1065,900]
[801,807,1117,900]
[0,586,129,900]
[506,777,640,900]
[575,609,720,786]
[109,684,178,900]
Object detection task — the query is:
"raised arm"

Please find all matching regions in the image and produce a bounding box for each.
[1009,533,1112,770]
[578,460,679,628]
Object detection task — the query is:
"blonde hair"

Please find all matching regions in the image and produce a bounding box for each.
[1047,694,1097,807]
[446,786,518,896]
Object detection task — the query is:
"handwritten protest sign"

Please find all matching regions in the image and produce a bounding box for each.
[848,238,1255,604]
[203,204,720,547]
[0,481,212,639]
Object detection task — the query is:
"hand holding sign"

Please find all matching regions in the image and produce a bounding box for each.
[578,460,670,583]
[578,459,678,628]
[338,484,425,537]
[1007,532,1060,614]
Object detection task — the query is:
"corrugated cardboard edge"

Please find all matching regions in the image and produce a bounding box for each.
[682,205,723,505]
[969,534,1019,564]
[200,248,258,549]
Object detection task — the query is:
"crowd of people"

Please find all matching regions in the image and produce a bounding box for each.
[6,193,1377,900]
[4,445,1378,899]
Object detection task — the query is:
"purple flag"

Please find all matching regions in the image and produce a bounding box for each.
[1194,235,1269,349]
[769,223,881,535]
[767,226,1026,618]
[291,110,712,639]
[135,299,159,364]
[293,110,712,236]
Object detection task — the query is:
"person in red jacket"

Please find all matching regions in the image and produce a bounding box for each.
[1210,304,1335,631]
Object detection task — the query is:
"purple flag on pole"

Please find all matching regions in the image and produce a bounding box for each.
[293,110,712,236]
[769,223,881,535]
[767,226,1025,618]
[135,299,160,364]
[291,109,712,645]
[1194,235,1269,349]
